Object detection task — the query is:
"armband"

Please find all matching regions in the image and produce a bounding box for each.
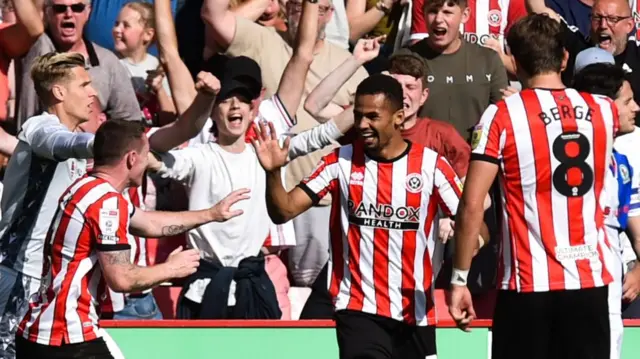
[451,268,469,286]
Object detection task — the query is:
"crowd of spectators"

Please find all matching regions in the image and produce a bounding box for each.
[2,0,640,357]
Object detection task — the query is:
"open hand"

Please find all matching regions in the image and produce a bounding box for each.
[353,36,385,64]
[211,188,251,222]
[195,71,221,96]
[250,121,291,172]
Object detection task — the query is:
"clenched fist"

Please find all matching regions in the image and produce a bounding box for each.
[195,71,221,97]
[165,246,200,278]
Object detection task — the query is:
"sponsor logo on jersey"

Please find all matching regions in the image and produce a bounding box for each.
[348,200,420,230]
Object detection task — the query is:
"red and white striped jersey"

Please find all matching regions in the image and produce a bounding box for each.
[18,175,134,346]
[99,186,149,315]
[471,88,619,292]
[299,141,462,326]
[411,0,527,49]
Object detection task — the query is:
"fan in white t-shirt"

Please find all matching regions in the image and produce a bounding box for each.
[147,54,344,315]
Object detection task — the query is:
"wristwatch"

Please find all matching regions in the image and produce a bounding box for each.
[375,0,391,15]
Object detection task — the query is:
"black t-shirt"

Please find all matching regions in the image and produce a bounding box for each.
[560,21,640,124]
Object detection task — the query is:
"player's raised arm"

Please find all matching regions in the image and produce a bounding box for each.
[251,122,336,224]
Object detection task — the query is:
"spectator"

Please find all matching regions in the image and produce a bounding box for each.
[202,0,369,294]
[84,0,180,55]
[148,0,343,319]
[16,0,142,130]
[0,52,96,359]
[411,0,527,75]
[112,1,175,126]
[527,0,640,125]
[408,0,508,141]
[544,0,639,39]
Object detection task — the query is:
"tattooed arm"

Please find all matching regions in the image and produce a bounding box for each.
[128,189,251,238]
[98,247,200,293]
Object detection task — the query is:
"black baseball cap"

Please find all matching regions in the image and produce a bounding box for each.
[202,55,262,102]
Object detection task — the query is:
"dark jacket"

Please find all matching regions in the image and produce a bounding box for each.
[177,255,281,319]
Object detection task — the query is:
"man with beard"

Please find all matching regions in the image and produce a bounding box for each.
[252,74,488,359]
[202,0,369,285]
[527,0,640,124]
[16,0,141,130]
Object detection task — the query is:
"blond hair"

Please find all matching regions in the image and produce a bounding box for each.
[31,52,86,104]
[123,2,155,30]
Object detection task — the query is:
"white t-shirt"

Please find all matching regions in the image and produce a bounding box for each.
[0,112,92,278]
[120,54,171,97]
[154,95,341,303]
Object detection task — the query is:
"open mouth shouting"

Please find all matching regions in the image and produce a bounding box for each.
[431,27,448,41]
[60,19,77,38]
[227,113,245,129]
[596,32,614,51]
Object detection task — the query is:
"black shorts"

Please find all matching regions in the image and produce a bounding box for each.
[492,286,610,359]
[334,309,437,359]
[15,335,117,359]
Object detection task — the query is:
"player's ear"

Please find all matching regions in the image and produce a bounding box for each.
[561,49,569,72]
[51,84,66,102]
[125,151,135,170]
[393,108,405,127]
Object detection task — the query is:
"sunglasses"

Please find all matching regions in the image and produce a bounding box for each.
[50,3,87,14]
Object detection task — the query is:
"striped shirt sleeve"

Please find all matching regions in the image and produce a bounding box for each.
[433,156,463,216]
[471,103,504,164]
[297,149,340,205]
[87,194,132,251]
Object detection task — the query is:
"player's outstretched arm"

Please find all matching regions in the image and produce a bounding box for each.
[98,246,200,293]
[128,188,250,237]
[251,122,316,224]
